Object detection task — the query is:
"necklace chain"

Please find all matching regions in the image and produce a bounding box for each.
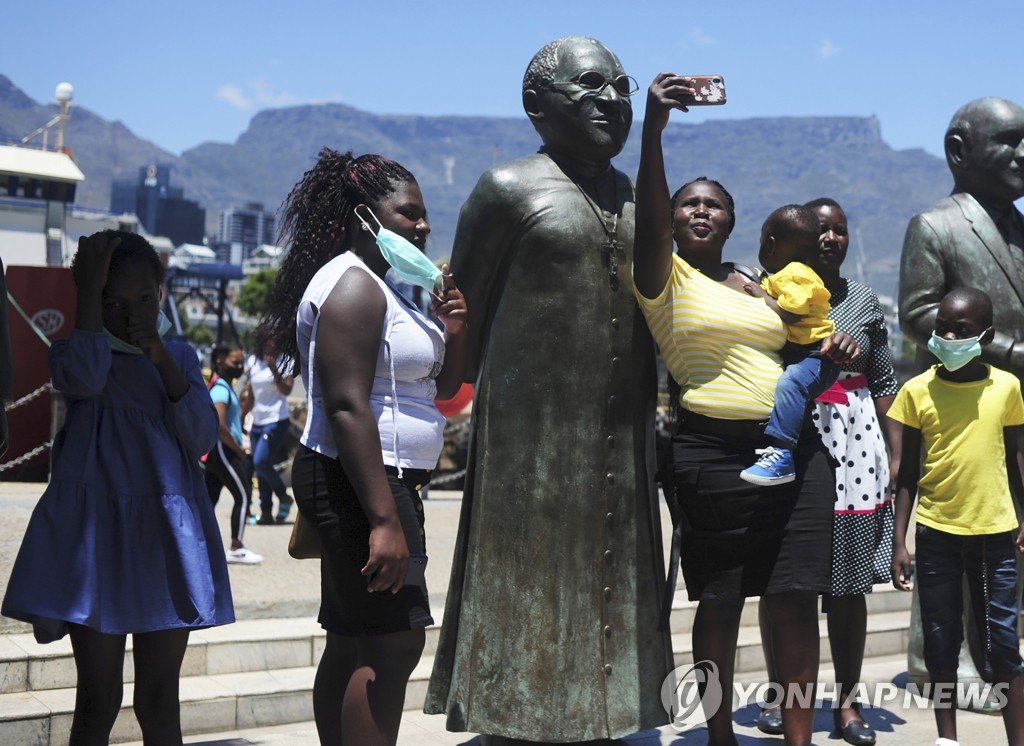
[570,172,618,238]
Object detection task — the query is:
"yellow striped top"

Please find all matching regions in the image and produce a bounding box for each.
[636,254,786,420]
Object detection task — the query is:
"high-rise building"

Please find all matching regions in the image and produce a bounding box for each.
[219,202,275,261]
[110,164,205,246]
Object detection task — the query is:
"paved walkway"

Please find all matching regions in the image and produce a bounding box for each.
[125,687,1015,745]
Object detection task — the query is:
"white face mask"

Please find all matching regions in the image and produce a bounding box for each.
[927,332,983,371]
[355,206,440,291]
[104,311,172,355]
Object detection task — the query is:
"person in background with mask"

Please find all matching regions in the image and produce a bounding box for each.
[205,345,263,565]
[243,328,295,525]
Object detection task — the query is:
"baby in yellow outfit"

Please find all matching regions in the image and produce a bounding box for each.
[740,204,840,485]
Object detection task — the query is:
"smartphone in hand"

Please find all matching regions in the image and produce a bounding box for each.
[681,75,726,106]
[405,554,428,586]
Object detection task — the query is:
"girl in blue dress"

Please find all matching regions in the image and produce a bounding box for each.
[2,230,234,745]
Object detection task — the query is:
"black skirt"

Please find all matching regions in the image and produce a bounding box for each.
[671,413,834,600]
[291,445,433,635]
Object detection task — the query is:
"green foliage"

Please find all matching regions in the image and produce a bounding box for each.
[237,268,277,318]
[187,323,215,347]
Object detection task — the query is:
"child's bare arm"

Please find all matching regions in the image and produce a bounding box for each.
[1005,426,1024,552]
[890,422,922,591]
[73,233,119,332]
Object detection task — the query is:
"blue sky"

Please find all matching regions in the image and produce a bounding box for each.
[3,1,1022,159]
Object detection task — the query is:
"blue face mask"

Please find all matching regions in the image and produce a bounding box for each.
[356,206,441,292]
[927,332,983,371]
[104,311,172,355]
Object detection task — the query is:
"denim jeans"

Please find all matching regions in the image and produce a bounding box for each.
[250,418,292,517]
[764,346,840,449]
[916,523,1022,680]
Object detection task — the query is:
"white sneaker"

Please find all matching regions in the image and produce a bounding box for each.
[935,739,959,746]
[226,547,263,565]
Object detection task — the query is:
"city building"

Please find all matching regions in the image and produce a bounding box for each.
[219,202,276,263]
[243,243,284,276]
[110,163,205,246]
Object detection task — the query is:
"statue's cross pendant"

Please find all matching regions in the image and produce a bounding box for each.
[602,238,625,291]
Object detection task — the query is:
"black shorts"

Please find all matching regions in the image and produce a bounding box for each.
[291,445,433,635]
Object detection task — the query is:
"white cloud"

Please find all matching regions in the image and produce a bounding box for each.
[216,84,252,110]
[249,80,302,107]
[690,26,717,46]
[818,37,841,58]
[216,80,335,111]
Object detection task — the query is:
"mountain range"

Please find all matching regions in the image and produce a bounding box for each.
[0,73,953,300]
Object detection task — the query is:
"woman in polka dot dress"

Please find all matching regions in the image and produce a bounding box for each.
[761,197,900,745]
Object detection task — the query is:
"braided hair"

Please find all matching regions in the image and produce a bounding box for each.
[260,148,415,372]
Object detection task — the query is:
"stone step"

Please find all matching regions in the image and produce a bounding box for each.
[0,663,320,744]
[667,584,913,635]
[670,609,911,674]
[0,644,925,746]
[0,606,918,744]
[1,588,911,697]
[0,615,452,698]
[111,652,947,746]
[0,656,446,744]
[0,618,325,697]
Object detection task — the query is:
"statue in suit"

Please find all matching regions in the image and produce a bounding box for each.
[898,95,1024,707]
[900,96,1024,374]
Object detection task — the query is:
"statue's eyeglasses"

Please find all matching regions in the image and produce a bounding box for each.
[548,71,639,97]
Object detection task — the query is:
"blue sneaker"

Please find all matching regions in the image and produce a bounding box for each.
[740,446,795,485]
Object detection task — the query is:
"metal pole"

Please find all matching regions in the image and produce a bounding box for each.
[216,280,226,346]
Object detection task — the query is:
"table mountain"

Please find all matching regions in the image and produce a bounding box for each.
[1,73,951,299]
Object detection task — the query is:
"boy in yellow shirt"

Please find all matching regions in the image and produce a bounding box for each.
[740,204,839,485]
[889,286,1024,746]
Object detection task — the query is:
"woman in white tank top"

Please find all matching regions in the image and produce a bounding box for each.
[259,149,468,745]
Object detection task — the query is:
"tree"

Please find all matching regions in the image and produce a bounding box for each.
[236,268,277,319]
[188,323,214,347]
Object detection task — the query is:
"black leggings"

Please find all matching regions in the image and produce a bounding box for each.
[204,441,252,542]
